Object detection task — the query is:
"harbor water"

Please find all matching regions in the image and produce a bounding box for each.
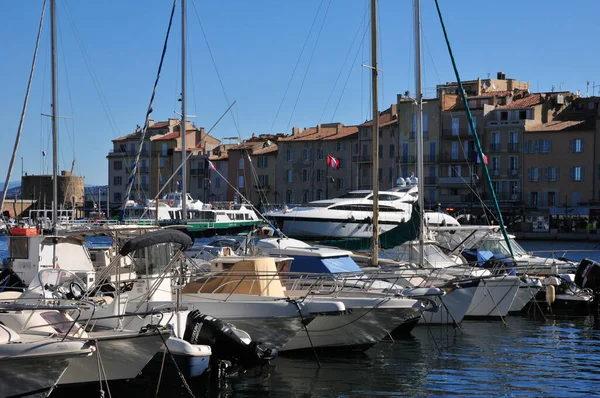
[1,236,600,397]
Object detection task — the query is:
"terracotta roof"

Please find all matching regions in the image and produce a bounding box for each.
[251,144,278,155]
[148,121,170,129]
[526,119,595,132]
[209,154,229,161]
[360,107,397,127]
[498,94,543,109]
[151,129,199,141]
[278,124,359,142]
[112,133,138,142]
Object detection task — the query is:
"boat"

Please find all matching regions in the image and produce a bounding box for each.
[122,192,263,238]
[264,180,417,240]
[0,304,94,398]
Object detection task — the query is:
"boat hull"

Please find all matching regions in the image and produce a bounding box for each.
[465,276,520,318]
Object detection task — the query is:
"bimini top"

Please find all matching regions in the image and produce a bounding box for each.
[119,229,192,256]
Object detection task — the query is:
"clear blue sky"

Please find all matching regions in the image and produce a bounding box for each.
[1,0,598,186]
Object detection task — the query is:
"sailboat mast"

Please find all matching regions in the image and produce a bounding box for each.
[370,0,379,266]
[51,0,58,227]
[180,0,187,221]
[414,0,425,264]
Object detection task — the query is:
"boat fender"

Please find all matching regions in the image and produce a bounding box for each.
[546,285,555,304]
[169,199,175,206]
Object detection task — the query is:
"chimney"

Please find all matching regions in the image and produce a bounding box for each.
[147,119,155,127]
[292,127,301,136]
[317,124,322,135]
[390,103,398,117]
[251,133,256,139]
[497,72,506,80]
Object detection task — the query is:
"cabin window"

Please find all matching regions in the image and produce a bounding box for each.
[9,237,28,259]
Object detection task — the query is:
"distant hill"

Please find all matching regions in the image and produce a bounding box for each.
[0,181,20,191]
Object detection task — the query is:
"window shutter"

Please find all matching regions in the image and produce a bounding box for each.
[569,166,574,181]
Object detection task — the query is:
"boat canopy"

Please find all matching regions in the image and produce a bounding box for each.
[119,229,192,256]
[289,255,362,274]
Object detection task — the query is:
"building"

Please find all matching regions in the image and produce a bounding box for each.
[275,123,359,203]
[397,95,441,207]
[21,170,84,212]
[106,118,220,209]
[207,144,234,203]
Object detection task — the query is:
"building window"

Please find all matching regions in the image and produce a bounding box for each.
[113,192,121,203]
[238,159,244,169]
[468,116,476,135]
[316,169,323,182]
[539,139,552,153]
[336,142,345,151]
[451,118,459,136]
[336,178,344,190]
[509,156,518,175]
[389,145,395,158]
[524,140,534,154]
[572,139,584,153]
[528,167,541,182]
[285,149,294,161]
[500,112,508,121]
[286,190,295,203]
[238,175,244,188]
[545,167,559,182]
[530,192,539,206]
[303,149,312,161]
[258,175,269,186]
[339,158,346,169]
[257,156,268,168]
[388,167,393,183]
[160,158,165,169]
[162,143,168,156]
[451,141,459,160]
[286,170,294,183]
[130,143,136,154]
[316,189,323,200]
[113,160,122,170]
[570,166,584,181]
[302,169,311,182]
[547,191,556,206]
[316,148,324,160]
[113,176,122,186]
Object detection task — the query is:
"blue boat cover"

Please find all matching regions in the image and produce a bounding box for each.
[289,255,362,274]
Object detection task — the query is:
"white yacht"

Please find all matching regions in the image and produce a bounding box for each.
[265,179,418,240]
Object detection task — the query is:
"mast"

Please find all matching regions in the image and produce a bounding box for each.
[414,0,425,264]
[370,0,379,266]
[51,0,58,228]
[180,0,187,221]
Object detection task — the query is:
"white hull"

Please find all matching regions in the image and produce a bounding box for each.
[465,276,520,317]
[278,219,396,239]
[419,284,476,325]
[60,330,168,385]
[281,297,421,351]
[509,280,542,313]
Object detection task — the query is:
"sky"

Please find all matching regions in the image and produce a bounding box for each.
[1,0,598,186]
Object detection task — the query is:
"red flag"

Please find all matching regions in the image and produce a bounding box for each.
[483,154,488,165]
[327,155,340,169]
[207,160,216,170]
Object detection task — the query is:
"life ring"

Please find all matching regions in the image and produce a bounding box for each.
[169,199,175,206]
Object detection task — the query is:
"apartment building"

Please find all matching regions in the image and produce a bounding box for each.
[208,144,235,203]
[106,118,219,207]
[397,96,441,206]
[225,135,279,206]
[275,123,359,204]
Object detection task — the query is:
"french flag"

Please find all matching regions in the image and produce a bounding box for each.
[327,155,340,169]
[208,160,216,170]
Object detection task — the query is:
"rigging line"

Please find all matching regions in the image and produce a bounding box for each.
[331,24,370,121]
[422,30,442,90]
[318,6,369,124]
[433,0,513,259]
[285,0,332,133]
[120,0,178,217]
[190,0,240,133]
[56,16,77,175]
[1,0,46,213]
[60,1,120,138]
[265,0,326,135]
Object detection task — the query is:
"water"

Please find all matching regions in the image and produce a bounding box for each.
[2,236,600,397]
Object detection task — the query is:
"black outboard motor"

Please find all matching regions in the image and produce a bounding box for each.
[183,310,277,377]
[0,269,26,292]
[575,258,600,292]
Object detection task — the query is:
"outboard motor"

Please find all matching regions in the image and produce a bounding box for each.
[575,258,600,292]
[0,269,26,292]
[183,310,277,377]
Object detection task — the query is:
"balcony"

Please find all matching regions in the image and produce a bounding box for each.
[440,152,468,163]
[398,156,416,164]
[424,154,438,163]
[438,194,464,202]
[488,143,501,152]
[439,176,469,185]
[352,154,372,163]
[507,168,520,177]
[423,177,437,185]
[507,143,519,152]
[490,169,500,177]
[442,128,472,139]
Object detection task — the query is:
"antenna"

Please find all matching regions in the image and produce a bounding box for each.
[223,137,239,145]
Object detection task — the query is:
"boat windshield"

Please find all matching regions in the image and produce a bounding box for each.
[479,237,527,257]
[385,243,456,268]
[337,192,371,199]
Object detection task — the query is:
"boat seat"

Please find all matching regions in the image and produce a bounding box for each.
[0,291,22,302]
